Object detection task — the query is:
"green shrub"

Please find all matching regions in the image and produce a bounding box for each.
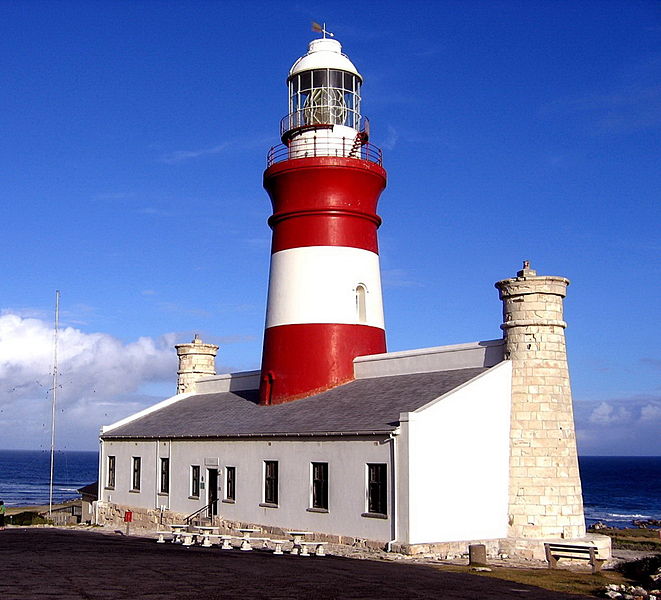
[9,511,50,525]
[617,554,661,587]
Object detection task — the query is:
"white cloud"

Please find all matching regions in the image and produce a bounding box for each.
[381,268,423,288]
[160,143,229,164]
[0,313,177,450]
[588,401,632,425]
[640,402,661,423]
[382,125,399,150]
[576,394,661,455]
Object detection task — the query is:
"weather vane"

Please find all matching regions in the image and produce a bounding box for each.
[312,22,334,38]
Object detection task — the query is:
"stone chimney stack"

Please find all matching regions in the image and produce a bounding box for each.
[495,262,585,540]
[175,334,219,394]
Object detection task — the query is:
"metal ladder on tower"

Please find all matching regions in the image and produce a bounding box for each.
[348,132,366,158]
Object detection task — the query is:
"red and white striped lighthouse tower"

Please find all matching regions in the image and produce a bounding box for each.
[259,32,387,405]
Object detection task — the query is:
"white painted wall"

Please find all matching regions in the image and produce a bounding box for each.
[100,436,393,542]
[288,126,361,159]
[401,361,512,543]
[354,340,505,379]
[265,246,384,328]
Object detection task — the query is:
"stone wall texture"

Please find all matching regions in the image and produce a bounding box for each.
[496,265,586,540]
[175,336,219,394]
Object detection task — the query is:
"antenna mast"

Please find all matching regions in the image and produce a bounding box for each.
[48,290,60,517]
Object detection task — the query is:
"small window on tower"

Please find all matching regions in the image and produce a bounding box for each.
[356,284,367,323]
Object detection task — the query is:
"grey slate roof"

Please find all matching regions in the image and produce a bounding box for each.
[102,367,488,439]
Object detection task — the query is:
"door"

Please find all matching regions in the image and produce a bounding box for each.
[207,468,219,517]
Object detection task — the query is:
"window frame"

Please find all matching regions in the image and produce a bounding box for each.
[225,466,236,502]
[365,463,387,517]
[355,283,367,323]
[190,465,200,498]
[106,455,116,490]
[159,457,169,495]
[310,462,329,511]
[263,460,278,506]
[131,456,141,492]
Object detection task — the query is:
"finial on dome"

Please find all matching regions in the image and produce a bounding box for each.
[312,21,334,38]
[517,260,537,278]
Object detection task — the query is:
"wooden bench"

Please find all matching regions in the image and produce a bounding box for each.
[544,542,605,574]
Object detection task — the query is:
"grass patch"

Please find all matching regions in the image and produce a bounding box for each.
[435,564,629,598]
[590,527,661,552]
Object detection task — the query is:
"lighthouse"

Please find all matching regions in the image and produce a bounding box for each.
[259,34,388,405]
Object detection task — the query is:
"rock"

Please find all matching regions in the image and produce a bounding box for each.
[604,592,622,599]
[470,567,492,572]
[632,519,661,528]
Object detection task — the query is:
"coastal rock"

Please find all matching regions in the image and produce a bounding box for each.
[633,519,661,529]
[604,592,622,599]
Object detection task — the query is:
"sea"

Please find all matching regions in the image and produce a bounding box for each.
[0,451,659,528]
[0,449,98,507]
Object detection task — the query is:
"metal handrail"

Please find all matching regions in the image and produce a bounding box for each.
[280,110,368,139]
[184,499,217,525]
[267,138,383,167]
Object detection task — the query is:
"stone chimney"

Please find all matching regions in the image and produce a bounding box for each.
[175,334,219,394]
[495,262,585,540]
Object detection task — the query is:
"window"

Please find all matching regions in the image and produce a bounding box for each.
[311,462,328,510]
[367,463,387,515]
[225,466,236,501]
[264,461,278,505]
[106,455,116,489]
[355,284,367,323]
[159,458,169,494]
[190,465,200,498]
[131,457,141,492]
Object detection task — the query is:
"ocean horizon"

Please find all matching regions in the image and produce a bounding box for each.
[0,450,659,528]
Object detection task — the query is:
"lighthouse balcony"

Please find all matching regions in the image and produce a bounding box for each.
[280,110,369,140]
[267,137,382,166]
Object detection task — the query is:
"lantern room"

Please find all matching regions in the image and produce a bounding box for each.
[277,37,373,160]
[286,38,363,133]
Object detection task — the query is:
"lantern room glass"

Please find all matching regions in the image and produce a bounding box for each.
[288,69,362,130]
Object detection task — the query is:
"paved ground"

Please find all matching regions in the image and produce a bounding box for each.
[0,528,594,599]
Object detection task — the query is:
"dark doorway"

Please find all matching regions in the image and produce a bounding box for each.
[207,468,218,517]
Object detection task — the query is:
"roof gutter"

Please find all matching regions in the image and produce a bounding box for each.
[100,429,394,441]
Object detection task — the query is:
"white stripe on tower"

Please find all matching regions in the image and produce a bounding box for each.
[265,246,385,329]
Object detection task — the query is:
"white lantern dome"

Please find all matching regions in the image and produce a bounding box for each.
[289,38,362,80]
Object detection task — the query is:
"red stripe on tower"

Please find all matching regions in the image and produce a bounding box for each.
[259,36,387,405]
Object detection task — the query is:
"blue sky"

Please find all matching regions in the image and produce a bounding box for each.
[0,0,659,454]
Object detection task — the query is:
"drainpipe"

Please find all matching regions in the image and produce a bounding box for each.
[96,435,104,525]
[386,429,400,552]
